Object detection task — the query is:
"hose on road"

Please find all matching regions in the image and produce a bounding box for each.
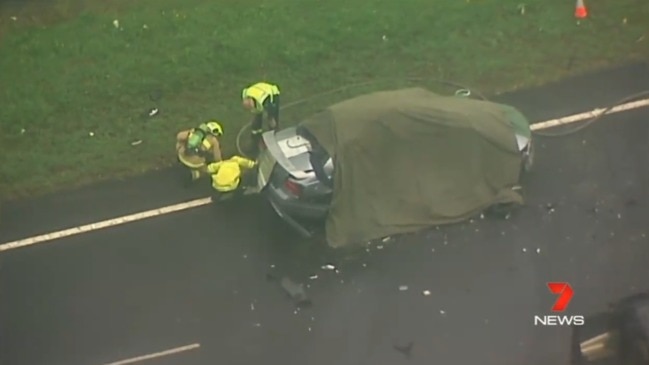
[235,78,487,158]
[235,78,649,157]
[530,90,649,137]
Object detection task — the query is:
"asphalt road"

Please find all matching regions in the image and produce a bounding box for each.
[1,63,648,365]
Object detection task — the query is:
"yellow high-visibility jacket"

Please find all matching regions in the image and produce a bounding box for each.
[242,82,280,114]
[206,156,257,192]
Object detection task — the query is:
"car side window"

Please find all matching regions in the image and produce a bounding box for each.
[310,147,333,188]
[297,126,333,188]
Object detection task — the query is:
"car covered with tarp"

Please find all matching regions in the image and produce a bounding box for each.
[256,87,533,247]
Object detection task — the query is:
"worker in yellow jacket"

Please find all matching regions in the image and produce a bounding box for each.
[206,155,258,202]
[241,82,280,151]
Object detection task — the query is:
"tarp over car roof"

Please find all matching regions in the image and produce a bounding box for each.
[300,87,528,248]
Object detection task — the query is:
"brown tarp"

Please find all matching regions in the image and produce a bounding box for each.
[300,87,526,248]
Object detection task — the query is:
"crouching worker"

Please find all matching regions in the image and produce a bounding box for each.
[176,121,223,184]
[206,156,258,202]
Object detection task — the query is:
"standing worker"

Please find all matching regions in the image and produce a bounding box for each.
[176,121,224,183]
[241,82,281,150]
[206,155,258,202]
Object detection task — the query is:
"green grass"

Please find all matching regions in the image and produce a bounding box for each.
[0,0,647,200]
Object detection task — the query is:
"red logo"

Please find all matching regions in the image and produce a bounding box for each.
[547,282,574,312]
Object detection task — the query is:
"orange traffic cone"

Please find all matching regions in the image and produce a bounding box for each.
[575,0,588,18]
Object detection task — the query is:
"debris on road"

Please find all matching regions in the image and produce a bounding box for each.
[149,89,163,101]
[393,341,414,359]
[280,277,312,308]
[545,203,555,213]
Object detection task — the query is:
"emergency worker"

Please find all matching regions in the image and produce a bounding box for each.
[241,82,280,146]
[206,155,258,202]
[176,121,223,181]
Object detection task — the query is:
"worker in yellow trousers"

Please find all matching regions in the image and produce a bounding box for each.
[206,155,258,202]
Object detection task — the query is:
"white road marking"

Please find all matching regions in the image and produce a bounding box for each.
[1,97,648,253]
[530,98,649,131]
[0,198,211,252]
[102,343,200,365]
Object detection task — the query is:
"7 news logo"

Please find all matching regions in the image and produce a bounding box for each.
[533,282,585,326]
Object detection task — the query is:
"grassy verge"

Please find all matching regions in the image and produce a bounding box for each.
[0,0,647,200]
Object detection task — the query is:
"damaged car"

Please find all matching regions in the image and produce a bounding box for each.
[256,87,534,246]
[571,292,649,365]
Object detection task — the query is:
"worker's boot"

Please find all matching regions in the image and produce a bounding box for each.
[190,169,201,181]
[210,191,222,203]
[181,169,200,188]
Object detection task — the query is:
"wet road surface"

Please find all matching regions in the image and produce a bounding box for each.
[1,63,648,365]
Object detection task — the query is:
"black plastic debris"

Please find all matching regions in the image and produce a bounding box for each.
[149,89,163,102]
[393,341,414,359]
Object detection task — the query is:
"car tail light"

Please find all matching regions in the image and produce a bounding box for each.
[284,179,302,196]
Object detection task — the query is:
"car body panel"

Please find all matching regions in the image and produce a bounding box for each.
[570,294,649,365]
